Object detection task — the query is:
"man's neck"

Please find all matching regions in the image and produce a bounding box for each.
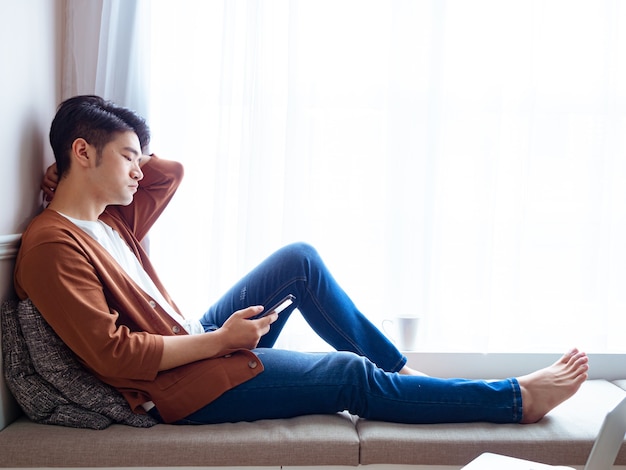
[47,183,105,221]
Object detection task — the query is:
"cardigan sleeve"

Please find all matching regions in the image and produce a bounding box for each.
[108,155,184,242]
[14,230,164,382]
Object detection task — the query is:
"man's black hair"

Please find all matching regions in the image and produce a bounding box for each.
[49,95,150,179]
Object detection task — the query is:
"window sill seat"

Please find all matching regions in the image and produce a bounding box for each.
[0,379,625,469]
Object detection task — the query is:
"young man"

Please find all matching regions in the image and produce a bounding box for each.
[14,95,589,425]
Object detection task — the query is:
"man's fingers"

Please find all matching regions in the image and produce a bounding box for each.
[234,306,264,319]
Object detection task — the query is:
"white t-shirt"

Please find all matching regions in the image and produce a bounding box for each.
[59,213,204,335]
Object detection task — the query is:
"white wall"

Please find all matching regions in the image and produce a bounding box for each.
[0,0,60,296]
[0,0,62,429]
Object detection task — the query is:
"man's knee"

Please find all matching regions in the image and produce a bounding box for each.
[275,242,321,273]
[281,242,319,260]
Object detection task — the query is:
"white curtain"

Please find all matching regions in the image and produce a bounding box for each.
[62,0,150,118]
[60,0,150,255]
[147,0,626,353]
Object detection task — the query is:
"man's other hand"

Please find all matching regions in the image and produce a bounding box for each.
[41,163,58,202]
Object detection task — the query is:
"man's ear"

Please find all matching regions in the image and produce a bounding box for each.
[71,138,94,169]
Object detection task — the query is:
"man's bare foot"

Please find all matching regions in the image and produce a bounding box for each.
[517,348,589,424]
[399,365,429,377]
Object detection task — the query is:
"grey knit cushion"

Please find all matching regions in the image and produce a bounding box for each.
[1,299,156,429]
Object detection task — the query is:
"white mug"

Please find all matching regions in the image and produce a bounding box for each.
[382,316,420,351]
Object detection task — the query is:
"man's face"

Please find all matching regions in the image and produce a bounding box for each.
[90,131,143,207]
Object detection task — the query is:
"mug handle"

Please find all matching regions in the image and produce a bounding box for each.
[382,319,396,343]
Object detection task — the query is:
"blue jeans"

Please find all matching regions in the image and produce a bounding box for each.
[188,243,522,425]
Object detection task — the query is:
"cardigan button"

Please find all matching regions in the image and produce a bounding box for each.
[149,300,157,308]
[172,325,181,334]
[248,360,258,369]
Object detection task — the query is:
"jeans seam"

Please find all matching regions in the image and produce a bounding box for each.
[305,285,370,358]
[260,276,307,309]
[509,377,522,422]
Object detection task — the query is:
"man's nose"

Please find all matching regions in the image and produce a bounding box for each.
[131,164,143,180]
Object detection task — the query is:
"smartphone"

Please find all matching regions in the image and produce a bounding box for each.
[253,294,296,319]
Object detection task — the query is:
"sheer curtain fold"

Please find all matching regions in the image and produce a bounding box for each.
[61,0,149,117]
[145,1,625,353]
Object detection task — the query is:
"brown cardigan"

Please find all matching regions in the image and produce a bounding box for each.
[14,156,263,423]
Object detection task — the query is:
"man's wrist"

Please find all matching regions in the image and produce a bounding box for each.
[139,153,153,167]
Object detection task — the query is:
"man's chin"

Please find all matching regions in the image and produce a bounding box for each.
[109,197,134,207]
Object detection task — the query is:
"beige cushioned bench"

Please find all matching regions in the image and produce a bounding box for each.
[1,290,625,468]
[1,379,626,468]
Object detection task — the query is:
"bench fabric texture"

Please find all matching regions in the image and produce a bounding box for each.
[0,299,156,429]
